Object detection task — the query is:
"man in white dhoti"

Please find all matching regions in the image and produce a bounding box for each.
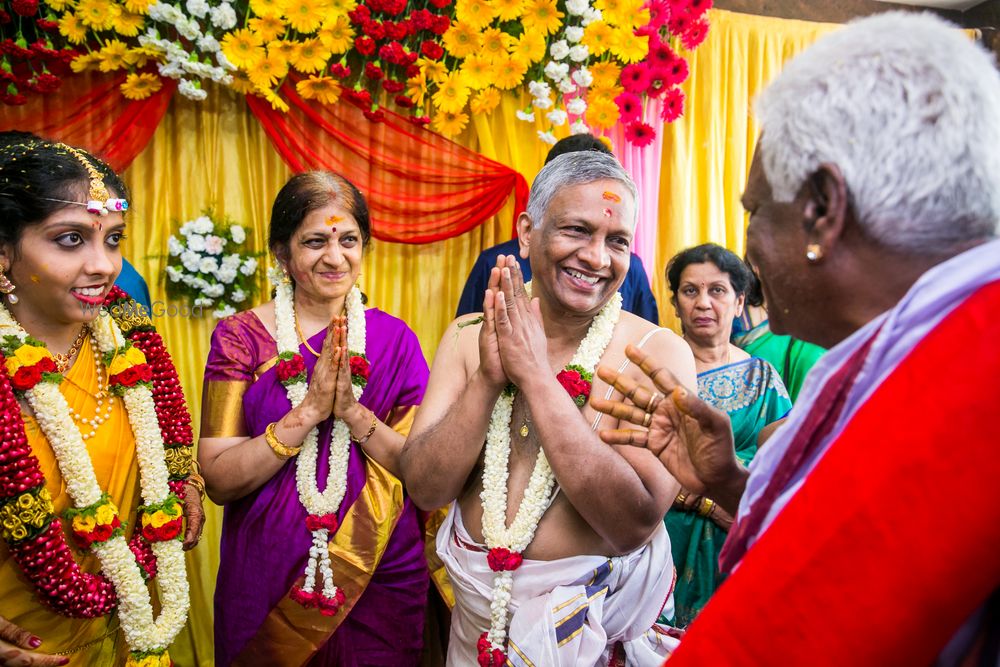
[400,152,697,666]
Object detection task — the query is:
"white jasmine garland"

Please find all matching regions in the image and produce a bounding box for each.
[478,283,622,654]
[537,130,557,145]
[546,109,568,126]
[271,270,366,606]
[0,305,190,656]
[569,44,589,62]
[566,97,587,115]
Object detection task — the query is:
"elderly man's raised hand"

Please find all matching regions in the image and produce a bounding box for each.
[478,258,510,391]
[590,344,744,506]
[491,256,550,387]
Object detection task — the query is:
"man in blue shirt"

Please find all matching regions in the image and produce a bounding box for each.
[115,258,153,315]
[455,135,659,323]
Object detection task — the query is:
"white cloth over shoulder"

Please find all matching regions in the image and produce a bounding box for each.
[437,504,681,666]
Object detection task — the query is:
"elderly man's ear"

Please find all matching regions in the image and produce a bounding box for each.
[516,212,534,260]
[803,162,850,254]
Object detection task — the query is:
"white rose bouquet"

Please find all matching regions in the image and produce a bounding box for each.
[164,212,261,318]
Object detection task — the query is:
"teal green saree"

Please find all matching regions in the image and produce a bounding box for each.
[665,357,792,627]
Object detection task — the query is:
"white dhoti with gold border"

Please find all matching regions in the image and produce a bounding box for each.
[436,504,682,666]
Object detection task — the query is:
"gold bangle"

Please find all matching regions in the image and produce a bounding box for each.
[265,421,301,460]
[697,498,715,517]
[351,410,378,445]
[185,472,207,501]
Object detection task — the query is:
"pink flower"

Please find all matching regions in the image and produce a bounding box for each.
[625,121,656,147]
[682,18,709,50]
[621,63,651,93]
[615,91,643,122]
[661,87,685,122]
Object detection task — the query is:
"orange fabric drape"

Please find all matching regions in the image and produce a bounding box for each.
[247,78,529,244]
[0,73,175,171]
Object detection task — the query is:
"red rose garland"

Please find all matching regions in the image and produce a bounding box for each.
[0,287,193,617]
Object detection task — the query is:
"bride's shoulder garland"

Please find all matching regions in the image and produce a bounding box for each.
[269,268,370,616]
[477,283,622,667]
[0,286,193,667]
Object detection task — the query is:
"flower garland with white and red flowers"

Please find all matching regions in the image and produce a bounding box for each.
[0,287,193,667]
[270,267,369,615]
[477,283,621,666]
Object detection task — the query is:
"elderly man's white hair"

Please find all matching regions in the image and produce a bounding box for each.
[525,151,639,228]
[756,11,1000,253]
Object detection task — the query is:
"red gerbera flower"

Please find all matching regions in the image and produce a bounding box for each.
[645,0,670,26]
[663,57,689,86]
[625,121,656,147]
[668,9,692,36]
[689,0,712,17]
[661,86,685,122]
[648,41,677,68]
[615,91,643,122]
[621,63,651,93]
[682,18,709,50]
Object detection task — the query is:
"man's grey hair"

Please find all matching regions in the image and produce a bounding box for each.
[756,11,1000,253]
[525,151,639,228]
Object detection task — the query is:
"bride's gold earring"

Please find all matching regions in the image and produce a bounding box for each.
[0,266,18,304]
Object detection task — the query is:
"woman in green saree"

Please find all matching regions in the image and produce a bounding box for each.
[664,244,792,627]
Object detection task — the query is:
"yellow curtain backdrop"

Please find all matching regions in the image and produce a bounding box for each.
[117,9,842,664]
[655,9,839,332]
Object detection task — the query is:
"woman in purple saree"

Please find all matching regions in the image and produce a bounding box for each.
[198,172,429,666]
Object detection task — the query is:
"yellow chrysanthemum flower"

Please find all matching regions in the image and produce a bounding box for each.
[480,28,513,64]
[609,27,648,64]
[318,15,353,54]
[406,72,427,107]
[432,70,471,114]
[72,514,96,532]
[582,20,613,57]
[470,87,501,115]
[69,51,101,73]
[442,21,481,59]
[262,88,290,112]
[221,29,265,69]
[58,13,88,45]
[492,56,527,90]
[283,0,327,34]
[432,110,469,137]
[120,72,163,100]
[296,75,341,104]
[123,0,154,13]
[418,57,448,83]
[508,31,545,64]
[454,0,495,31]
[493,0,523,21]
[589,60,621,89]
[124,346,146,365]
[97,40,135,72]
[76,0,118,31]
[46,0,76,11]
[595,0,643,27]
[521,0,562,36]
[249,0,283,18]
[248,15,286,42]
[229,70,257,95]
[114,10,145,37]
[291,38,329,74]
[585,95,619,129]
[329,0,355,10]
[460,55,493,90]
[268,39,298,61]
[129,45,161,68]
[249,50,289,88]
[95,503,117,525]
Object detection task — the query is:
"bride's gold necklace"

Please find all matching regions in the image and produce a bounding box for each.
[52,326,89,373]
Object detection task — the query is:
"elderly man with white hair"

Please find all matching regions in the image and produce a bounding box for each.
[401,151,696,666]
[592,11,1000,666]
